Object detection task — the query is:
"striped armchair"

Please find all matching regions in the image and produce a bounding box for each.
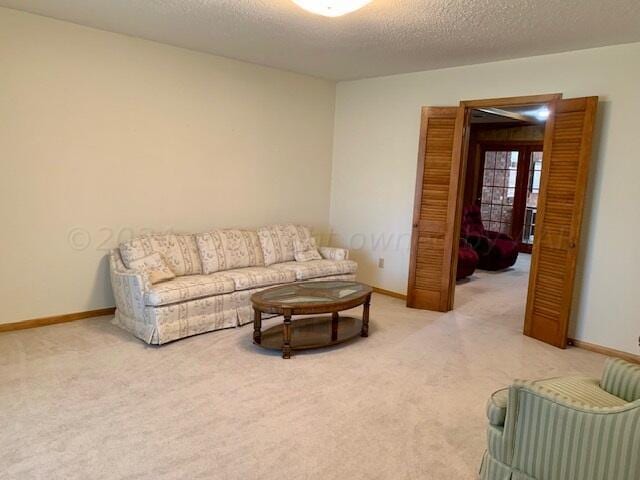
[480,358,640,480]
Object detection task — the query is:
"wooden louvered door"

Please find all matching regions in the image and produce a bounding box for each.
[407,106,466,311]
[524,97,598,347]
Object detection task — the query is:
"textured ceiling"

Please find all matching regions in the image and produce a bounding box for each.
[2,0,640,80]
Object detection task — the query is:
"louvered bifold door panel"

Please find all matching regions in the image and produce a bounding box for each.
[407,107,464,311]
[524,97,598,347]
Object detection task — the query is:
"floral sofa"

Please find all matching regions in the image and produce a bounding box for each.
[109,224,356,344]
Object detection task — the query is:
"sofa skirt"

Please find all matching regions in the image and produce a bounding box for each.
[114,294,237,345]
[480,452,536,480]
[114,273,357,345]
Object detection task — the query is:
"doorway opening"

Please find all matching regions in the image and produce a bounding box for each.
[455,105,549,330]
[465,106,548,252]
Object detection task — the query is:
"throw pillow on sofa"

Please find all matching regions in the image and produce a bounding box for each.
[128,252,176,284]
[294,238,322,262]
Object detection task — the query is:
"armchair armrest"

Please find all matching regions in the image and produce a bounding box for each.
[482,379,640,479]
[500,379,640,479]
[483,370,640,480]
[600,357,640,402]
[318,246,349,261]
[486,388,508,426]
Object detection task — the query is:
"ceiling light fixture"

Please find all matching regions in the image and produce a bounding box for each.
[292,0,372,17]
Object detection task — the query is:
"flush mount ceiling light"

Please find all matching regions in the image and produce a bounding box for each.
[292,0,372,17]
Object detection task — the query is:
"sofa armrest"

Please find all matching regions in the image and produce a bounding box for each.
[109,250,150,320]
[318,246,349,261]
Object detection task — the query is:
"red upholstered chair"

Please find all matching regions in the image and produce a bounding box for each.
[457,238,479,280]
[461,205,519,271]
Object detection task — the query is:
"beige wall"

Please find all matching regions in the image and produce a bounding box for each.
[0,8,336,324]
[2,7,638,356]
[331,43,640,355]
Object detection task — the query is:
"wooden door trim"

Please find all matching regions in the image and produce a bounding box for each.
[461,93,562,109]
[476,140,544,148]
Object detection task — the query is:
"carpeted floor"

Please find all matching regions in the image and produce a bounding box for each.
[0,255,607,479]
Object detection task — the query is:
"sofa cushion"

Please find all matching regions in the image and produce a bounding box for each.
[257,224,313,266]
[196,229,264,274]
[144,273,235,307]
[128,252,176,284]
[221,267,296,291]
[294,238,322,262]
[271,259,357,281]
[120,234,202,276]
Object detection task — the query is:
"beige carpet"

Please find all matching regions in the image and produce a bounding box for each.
[0,255,607,479]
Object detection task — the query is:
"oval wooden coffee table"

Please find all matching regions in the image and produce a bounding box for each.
[251,281,372,359]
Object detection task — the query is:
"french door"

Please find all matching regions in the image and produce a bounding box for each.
[477,144,543,253]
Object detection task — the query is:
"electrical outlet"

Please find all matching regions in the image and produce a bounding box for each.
[378,258,384,268]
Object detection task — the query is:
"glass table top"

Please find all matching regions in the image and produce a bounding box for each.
[255,281,369,306]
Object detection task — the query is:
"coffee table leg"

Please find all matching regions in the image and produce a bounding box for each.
[283,310,292,359]
[253,308,262,345]
[361,294,371,337]
[331,312,339,342]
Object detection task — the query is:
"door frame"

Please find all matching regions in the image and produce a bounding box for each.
[460,94,563,109]
[447,94,562,310]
